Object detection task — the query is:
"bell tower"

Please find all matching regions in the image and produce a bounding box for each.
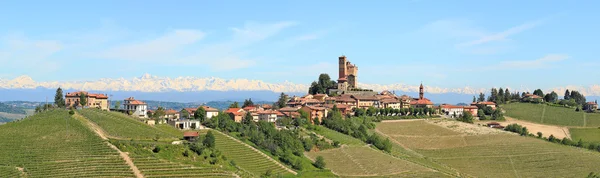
[419,83,424,99]
[339,55,347,79]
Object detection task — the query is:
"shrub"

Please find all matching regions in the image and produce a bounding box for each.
[314,156,326,169]
[152,145,161,153]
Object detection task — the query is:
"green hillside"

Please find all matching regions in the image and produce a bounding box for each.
[78,109,180,141]
[0,110,135,177]
[570,128,600,144]
[503,102,600,127]
[212,130,293,177]
[376,120,600,178]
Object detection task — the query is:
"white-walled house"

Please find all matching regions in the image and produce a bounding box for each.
[168,119,204,130]
[258,110,282,123]
[123,97,148,118]
[181,106,220,119]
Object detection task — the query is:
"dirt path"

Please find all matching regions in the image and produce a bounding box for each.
[74,113,144,178]
[381,119,426,123]
[212,130,298,175]
[495,117,571,139]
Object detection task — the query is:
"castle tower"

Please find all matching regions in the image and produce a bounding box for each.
[339,55,347,80]
[419,83,424,99]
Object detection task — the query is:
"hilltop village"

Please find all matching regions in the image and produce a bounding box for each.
[11,55,600,178]
[59,56,498,129]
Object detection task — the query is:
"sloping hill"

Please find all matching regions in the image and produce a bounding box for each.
[78,109,180,140]
[212,130,294,177]
[503,102,600,127]
[376,120,600,178]
[0,110,135,177]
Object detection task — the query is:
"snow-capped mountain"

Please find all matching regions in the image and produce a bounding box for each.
[1,74,599,96]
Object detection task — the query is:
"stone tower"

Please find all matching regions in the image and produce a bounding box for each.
[337,55,358,91]
[339,56,347,80]
[419,83,424,99]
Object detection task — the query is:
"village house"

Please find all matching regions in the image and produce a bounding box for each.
[225,108,245,122]
[354,95,380,109]
[164,109,179,120]
[586,101,598,112]
[122,97,148,118]
[440,104,464,117]
[325,94,358,109]
[300,106,328,123]
[464,106,478,116]
[324,104,352,115]
[258,110,283,123]
[65,91,109,110]
[169,119,203,130]
[183,131,199,142]
[181,106,220,119]
[471,101,497,110]
[399,95,412,108]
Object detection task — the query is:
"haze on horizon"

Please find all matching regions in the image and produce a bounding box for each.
[1,1,599,96]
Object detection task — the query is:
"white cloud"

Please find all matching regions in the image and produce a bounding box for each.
[0,34,63,73]
[495,54,569,69]
[230,21,297,44]
[456,20,542,47]
[100,29,205,61]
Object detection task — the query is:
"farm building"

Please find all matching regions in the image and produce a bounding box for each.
[169,119,203,130]
[183,131,199,142]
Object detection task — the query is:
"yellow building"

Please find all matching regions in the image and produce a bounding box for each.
[65,91,109,110]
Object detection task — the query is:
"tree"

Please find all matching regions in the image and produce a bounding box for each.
[314,156,326,169]
[489,88,498,102]
[154,107,166,119]
[478,92,486,102]
[180,109,190,119]
[504,88,511,103]
[79,92,87,108]
[195,107,206,122]
[242,99,254,108]
[533,89,544,97]
[114,101,121,109]
[477,109,485,117]
[229,102,240,108]
[243,112,254,125]
[458,111,474,123]
[308,73,337,94]
[473,96,476,103]
[203,131,216,148]
[54,87,65,108]
[498,88,505,104]
[537,132,543,138]
[564,89,571,100]
[275,92,288,109]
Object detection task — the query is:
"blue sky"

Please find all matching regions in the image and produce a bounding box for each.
[0,0,598,90]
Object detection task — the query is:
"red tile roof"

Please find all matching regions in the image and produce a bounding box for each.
[166,109,178,115]
[65,91,109,99]
[587,102,597,105]
[183,131,199,137]
[410,98,434,105]
[201,106,219,112]
[279,107,299,112]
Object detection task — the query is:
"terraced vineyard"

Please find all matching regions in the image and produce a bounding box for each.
[212,131,292,177]
[570,128,600,143]
[312,126,365,146]
[131,155,235,178]
[0,110,135,177]
[377,120,600,178]
[305,146,440,177]
[79,109,179,140]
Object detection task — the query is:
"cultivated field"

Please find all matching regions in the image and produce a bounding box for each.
[131,155,235,178]
[305,146,440,177]
[482,116,571,139]
[376,120,600,178]
[502,103,600,127]
[570,128,600,143]
[312,126,366,146]
[0,110,135,177]
[211,130,293,177]
[78,109,180,140]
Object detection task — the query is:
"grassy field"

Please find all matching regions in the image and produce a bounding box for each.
[0,110,135,177]
[305,146,437,177]
[501,102,600,127]
[377,120,600,178]
[312,126,366,146]
[78,109,180,140]
[570,128,600,143]
[211,130,292,177]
